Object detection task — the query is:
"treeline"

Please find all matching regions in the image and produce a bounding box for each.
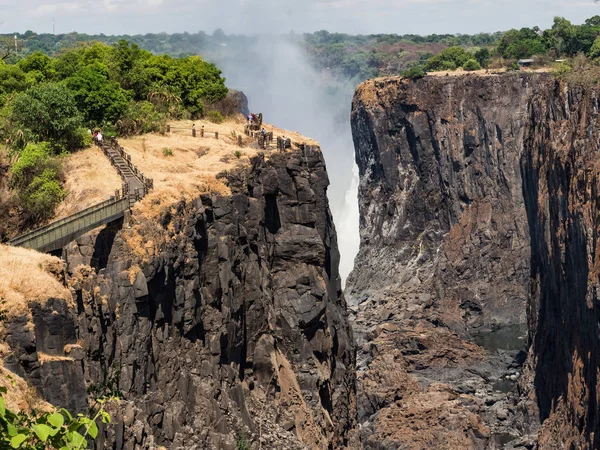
[412,16,600,75]
[0,40,227,227]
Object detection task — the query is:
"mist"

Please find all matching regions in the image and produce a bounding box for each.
[209,36,360,284]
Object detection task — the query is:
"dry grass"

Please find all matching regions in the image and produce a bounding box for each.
[54,146,122,220]
[0,244,72,320]
[0,365,51,413]
[119,117,318,219]
[57,117,318,223]
[37,352,75,364]
[426,67,552,77]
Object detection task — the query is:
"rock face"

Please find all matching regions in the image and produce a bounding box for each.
[521,80,600,449]
[347,73,600,449]
[4,146,356,449]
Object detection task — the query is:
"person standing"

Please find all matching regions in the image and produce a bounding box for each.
[97,131,103,143]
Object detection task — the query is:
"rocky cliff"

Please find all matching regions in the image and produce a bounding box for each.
[347,73,600,449]
[2,145,357,449]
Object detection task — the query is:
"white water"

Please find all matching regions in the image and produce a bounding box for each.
[214,36,360,284]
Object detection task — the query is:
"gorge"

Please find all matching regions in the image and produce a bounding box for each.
[3,70,600,449]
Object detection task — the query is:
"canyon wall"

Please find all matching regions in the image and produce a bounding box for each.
[3,146,357,449]
[348,72,600,449]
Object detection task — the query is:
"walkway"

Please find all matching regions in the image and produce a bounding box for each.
[7,138,152,253]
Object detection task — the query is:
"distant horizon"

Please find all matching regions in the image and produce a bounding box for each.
[1,0,597,39]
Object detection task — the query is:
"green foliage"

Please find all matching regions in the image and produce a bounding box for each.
[236,435,250,450]
[65,63,129,126]
[116,101,166,136]
[401,65,427,79]
[8,83,86,153]
[462,59,482,71]
[0,386,112,450]
[426,46,470,71]
[162,147,173,157]
[206,110,224,124]
[496,28,546,59]
[506,61,521,71]
[10,142,65,223]
[474,48,491,67]
[590,36,600,59]
[234,150,242,159]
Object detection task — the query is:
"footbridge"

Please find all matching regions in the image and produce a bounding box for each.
[7,138,153,253]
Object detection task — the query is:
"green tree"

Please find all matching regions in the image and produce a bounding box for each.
[474,48,490,67]
[66,63,129,126]
[10,142,65,222]
[17,52,56,82]
[9,83,86,152]
[590,35,600,58]
[462,59,482,71]
[426,46,470,71]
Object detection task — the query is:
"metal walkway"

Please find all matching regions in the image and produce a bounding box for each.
[7,138,153,253]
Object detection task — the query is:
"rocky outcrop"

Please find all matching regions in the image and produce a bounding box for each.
[347,73,544,449]
[520,79,600,449]
[3,145,356,449]
[346,72,600,449]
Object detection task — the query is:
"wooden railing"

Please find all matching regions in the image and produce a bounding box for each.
[8,137,153,253]
[8,192,130,253]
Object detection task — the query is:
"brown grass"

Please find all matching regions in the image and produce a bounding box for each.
[37,352,75,364]
[54,146,122,220]
[57,117,317,223]
[0,245,72,320]
[0,365,51,413]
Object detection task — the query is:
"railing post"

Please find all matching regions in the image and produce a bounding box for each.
[238,135,243,147]
[167,124,171,133]
[215,132,218,140]
[192,128,196,137]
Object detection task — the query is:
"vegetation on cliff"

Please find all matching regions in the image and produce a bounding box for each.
[0,40,228,234]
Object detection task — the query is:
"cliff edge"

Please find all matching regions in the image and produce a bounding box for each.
[1,140,357,449]
[348,72,600,449]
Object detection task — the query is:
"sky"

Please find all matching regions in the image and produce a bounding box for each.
[2,0,599,36]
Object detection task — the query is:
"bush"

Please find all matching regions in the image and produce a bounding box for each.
[506,61,521,71]
[426,46,470,71]
[9,83,86,153]
[10,142,65,223]
[462,59,482,71]
[401,65,427,79]
[206,110,224,124]
[234,150,242,159]
[162,147,173,157]
[116,101,166,137]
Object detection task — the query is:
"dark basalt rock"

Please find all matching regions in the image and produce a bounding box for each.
[3,145,357,449]
[348,72,600,449]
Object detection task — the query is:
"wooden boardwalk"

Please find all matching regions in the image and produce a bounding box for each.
[8,138,153,253]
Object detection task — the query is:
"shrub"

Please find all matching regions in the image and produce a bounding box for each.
[234,150,242,159]
[116,101,166,137]
[10,142,65,223]
[462,59,482,71]
[401,66,427,79]
[162,147,173,157]
[9,83,86,153]
[206,110,224,124]
[506,61,521,71]
[426,46,470,71]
